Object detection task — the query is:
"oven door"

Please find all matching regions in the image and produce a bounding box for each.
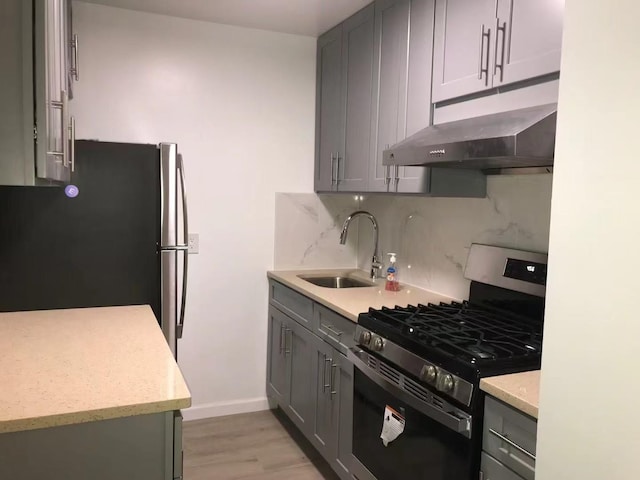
[348,347,474,480]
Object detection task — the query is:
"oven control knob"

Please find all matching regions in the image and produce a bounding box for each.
[421,365,437,384]
[440,374,455,393]
[371,336,384,352]
[359,330,372,345]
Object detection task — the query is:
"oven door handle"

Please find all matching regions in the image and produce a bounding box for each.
[348,347,472,438]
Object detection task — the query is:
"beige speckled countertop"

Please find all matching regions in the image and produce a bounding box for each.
[267,269,456,322]
[480,370,540,419]
[0,305,191,434]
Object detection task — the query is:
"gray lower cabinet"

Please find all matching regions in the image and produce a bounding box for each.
[267,280,355,480]
[481,396,538,480]
[432,0,564,103]
[0,411,178,480]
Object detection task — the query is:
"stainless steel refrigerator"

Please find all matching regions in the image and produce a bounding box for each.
[0,140,189,479]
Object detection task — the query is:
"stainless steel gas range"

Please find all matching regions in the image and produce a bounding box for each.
[348,244,547,480]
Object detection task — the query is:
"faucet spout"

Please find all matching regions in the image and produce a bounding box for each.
[339,211,383,280]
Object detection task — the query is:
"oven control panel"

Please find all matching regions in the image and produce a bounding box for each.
[354,326,474,407]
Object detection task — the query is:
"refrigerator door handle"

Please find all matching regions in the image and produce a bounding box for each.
[177,153,189,339]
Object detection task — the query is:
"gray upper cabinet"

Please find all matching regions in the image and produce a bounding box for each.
[432,0,496,102]
[1,0,77,186]
[493,0,564,87]
[315,25,344,192]
[315,5,374,193]
[433,0,564,103]
[338,5,375,193]
[369,0,435,194]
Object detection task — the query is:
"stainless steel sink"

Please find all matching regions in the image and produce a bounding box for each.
[297,275,375,289]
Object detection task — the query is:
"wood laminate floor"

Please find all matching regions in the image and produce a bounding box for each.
[183,409,341,480]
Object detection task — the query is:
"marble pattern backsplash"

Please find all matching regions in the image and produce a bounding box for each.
[274,174,552,301]
[274,193,360,269]
[356,175,553,300]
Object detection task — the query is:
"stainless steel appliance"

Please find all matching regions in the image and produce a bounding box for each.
[348,244,547,480]
[383,104,557,174]
[0,140,189,480]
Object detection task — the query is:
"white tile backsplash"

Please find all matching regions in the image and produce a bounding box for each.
[274,174,552,300]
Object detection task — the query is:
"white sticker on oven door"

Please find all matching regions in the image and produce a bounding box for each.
[380,405,405,447]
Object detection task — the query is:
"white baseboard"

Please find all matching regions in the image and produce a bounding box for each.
[182,397,271,422]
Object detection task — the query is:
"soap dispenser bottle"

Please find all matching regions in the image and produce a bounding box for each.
[385,253,400,291]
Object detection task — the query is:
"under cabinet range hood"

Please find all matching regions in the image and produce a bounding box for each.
[383,103,557,174]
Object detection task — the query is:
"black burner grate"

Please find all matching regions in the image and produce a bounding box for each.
[367,301,543,365]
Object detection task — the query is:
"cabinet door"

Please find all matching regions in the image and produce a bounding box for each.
[493,0,564,87]
[332,352,354,479]
[266,307,288,406]
[34,0,71,183]
[432,0,496,103]
[315,25,343,192]
[395,0,434,193]
[310,338,336,460]
[284,319,315,437]
[369,0,410,192]
[338,4,374,192]
[0,0,35,186]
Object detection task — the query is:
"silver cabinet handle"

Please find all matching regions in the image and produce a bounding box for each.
[279,324,285,354]
[478,25,491,85]
[47,90,70,167]
[69,116,75,172]
[479,471,484,480]
[321,323,342,337]
[284,328,292,355]
[323,355,331,392]
[488,428,536,461]
[330,363,337,395]
[384,165,391,187]
[494,19,507,82]
[336,153,342,188]
[393,165,400,190]
[71,34,79,81]
[330,153,336,186]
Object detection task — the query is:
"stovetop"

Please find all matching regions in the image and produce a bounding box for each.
[361,301,542,365]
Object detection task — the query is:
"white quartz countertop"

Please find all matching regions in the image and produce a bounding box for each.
[267,269,456,322]
[480,370,540,419]
[0,305,191,433]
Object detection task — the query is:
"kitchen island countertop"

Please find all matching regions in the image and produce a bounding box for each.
[268,269,456,322]
[0,305,191,434]
[480,370,540,419]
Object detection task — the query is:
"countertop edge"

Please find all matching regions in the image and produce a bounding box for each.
[480,377,539,420]
[0,397,192,434]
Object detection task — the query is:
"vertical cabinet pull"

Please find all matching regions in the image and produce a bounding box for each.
[330,363,337,395]
[69,116,76,172]
[335,154,342,188]
[284,328,292,355]
[279,324,285,354]
[494,19,507,82]
[384,144,391,188]
[478,25,491,85]
[71,34,79,81]
[47,90,69,167]
[393,165,400,190]
[330,153,336,187]
[323,355,331,392]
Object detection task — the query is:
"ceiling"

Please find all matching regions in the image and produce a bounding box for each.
[79,0,373,37]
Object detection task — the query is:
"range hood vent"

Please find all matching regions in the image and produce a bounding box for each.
[383,103,557,173]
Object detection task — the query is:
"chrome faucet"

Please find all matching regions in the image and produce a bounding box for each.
[339,211,383,280]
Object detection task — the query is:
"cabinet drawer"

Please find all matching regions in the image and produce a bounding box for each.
[480,452,524,480]
[313,304,356,355]
[269,281,314,329]
[483,396,537,480]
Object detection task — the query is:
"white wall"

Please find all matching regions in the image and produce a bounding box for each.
[537,0,640,478]
[71,2,316,419]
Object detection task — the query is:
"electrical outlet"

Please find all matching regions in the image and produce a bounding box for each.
[188,233,199,254]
